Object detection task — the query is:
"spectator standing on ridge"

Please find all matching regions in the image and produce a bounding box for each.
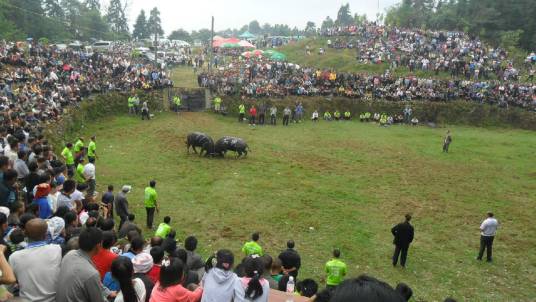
[201,249,244,302]
[477,212,499,262]
[115,185,131,230]
[61,143,75,177]
[83,157,96,197]
[278,240,301,279]
[283,107,291,126]
[325,248,347,289]
[185,236,205,280]
[144,180,159,229]
[141,101,150,120]
[391,214,414,268]
[249,105,257,126]
[238,103,246,123]
[242,232,263,256]
[269,105,277,125]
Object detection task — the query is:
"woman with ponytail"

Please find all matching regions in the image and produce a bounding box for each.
[111,256,146,302]
[241,256,269,302]
[201,249,245,302]
[149,257,203,302]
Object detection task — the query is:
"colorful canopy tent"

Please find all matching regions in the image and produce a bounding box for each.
[263,49,277,56]
[212,37,241,48]
[239,31,256,39]
[241,49,264,58]
[212,35,225,41]
[238,40,255,49]
[221,43,241,48]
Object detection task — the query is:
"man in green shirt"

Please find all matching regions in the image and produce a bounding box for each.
[214,96,222,112]
[144,180,159,229]
[155,216,172,238]
[61,143,75,177]
[325,248,347,289]
[74,157,86,184]
[344,111,351,120]
[238,104,246,122]
[73,137,85,161]
[173,95,181,113]
[334,110,341,121]
[241,232,263,256]
[128,96,135,114]
[87,136,96,162]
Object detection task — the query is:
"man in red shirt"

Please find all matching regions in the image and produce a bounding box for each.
[249,105,257,125]
[91,231,118,279]
[147,246,164,283]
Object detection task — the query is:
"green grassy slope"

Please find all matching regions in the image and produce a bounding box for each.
[84,112,536,301]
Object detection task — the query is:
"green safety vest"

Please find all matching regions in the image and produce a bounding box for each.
[334,111,341,118]
[214,97,222,105]
[174,96,181,106]
[88,141,96,157]
[325,259,347,286]
[324,112,331,118]
[344,112,351,117]
[128,97,134,108]
[239,104,245,114]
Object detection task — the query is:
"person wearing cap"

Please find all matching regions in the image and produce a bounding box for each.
[132,253,155,302]
[115,185,131,230]
[34,183,52,219]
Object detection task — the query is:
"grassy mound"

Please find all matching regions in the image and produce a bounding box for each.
[82,111,536,301]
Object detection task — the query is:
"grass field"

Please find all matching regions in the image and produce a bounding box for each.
[83,112,536,301]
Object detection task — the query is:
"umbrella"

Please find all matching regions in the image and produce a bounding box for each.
[239,31,256,39]
[270,52,287,61]
[238,40,255,49]
[221,43,241,48]
[263,49,276,56]
[251,49,264,56]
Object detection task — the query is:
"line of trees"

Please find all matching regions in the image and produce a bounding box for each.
[385,0,536,50]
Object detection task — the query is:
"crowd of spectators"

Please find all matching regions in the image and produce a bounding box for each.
[199,22,536,111]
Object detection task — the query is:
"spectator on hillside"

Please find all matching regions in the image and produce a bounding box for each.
[0,243,16,300]
[56,180,76,211]
[60,143,75,177]
[84,157,96,197]
[283,107,291,126]
[242,232,263,256]
[34,183,52,219]
[144,180,158,229]
[391,214,415,268]
[132,253,155,302]
[477,212,499,262]
[111,256,146,302]
[141,101,150,120]
[241,256,269,302]
[46,216,66,245]
[155,216,172,239]
[9,218,62,302]
[162,230,178,255]
[123,237,146,260]
[325,248,347,289]
[56,227,108,302]
[311,110,319,122]
[296,279,318,298]
[269,105,277,125]
[150,257,203,302]
[201,249,244,302]
[260,255,278,289]
[443,130,452,153]
[249,105,257,126]
[0,170,17,207]
[92,231,118,280]
[278,240,301,279]
[185,236,205,280]
[13,150,29,180]
[102,185,115,219]
[116,185,132,230]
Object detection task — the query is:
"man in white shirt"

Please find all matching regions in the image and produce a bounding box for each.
[9,218,62,302]
[83,157,96,197]
[477,212,499,262]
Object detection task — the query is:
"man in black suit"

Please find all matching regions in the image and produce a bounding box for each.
[278,240,301,279]
[391,214,414,268]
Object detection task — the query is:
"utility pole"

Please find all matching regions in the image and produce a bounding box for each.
[209,16,214,74]
[154,31,158,67]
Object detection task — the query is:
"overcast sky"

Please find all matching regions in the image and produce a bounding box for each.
[126,0,401,34]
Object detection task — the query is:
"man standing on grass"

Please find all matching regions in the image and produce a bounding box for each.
[61,143,75,177]
[283,106,291,126]
[391,214,414,268]
[270,105,277,125]
[115,185,131,230]
[477,212,499,262]
[238,103,246,122]
[325,248,347,290]
[242,232,263,256]
[87,136,96,162]
[173,95,181,113]
[278,240,301,279]
[443,130,452,153]
[144,180,158,229]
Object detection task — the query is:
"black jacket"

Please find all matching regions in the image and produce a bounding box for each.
[391,221,414,247]
[278,248,301,271]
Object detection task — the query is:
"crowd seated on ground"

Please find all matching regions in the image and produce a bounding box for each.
[0,39,172,131]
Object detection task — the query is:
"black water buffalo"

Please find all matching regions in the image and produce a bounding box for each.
[214,136,250,158]
[186,132,215,156]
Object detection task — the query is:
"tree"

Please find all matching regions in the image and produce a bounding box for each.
[43,0,64,19]
[147,7,164,39]
[168,29,191,42]
[84,0,100,11]
[132,9,148,40]
[248,20,261,34]
[106,0,129,38]
[305,21,316,35]
[190,28,211,43]
[321,16,334,31]
[335,3,353,26]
